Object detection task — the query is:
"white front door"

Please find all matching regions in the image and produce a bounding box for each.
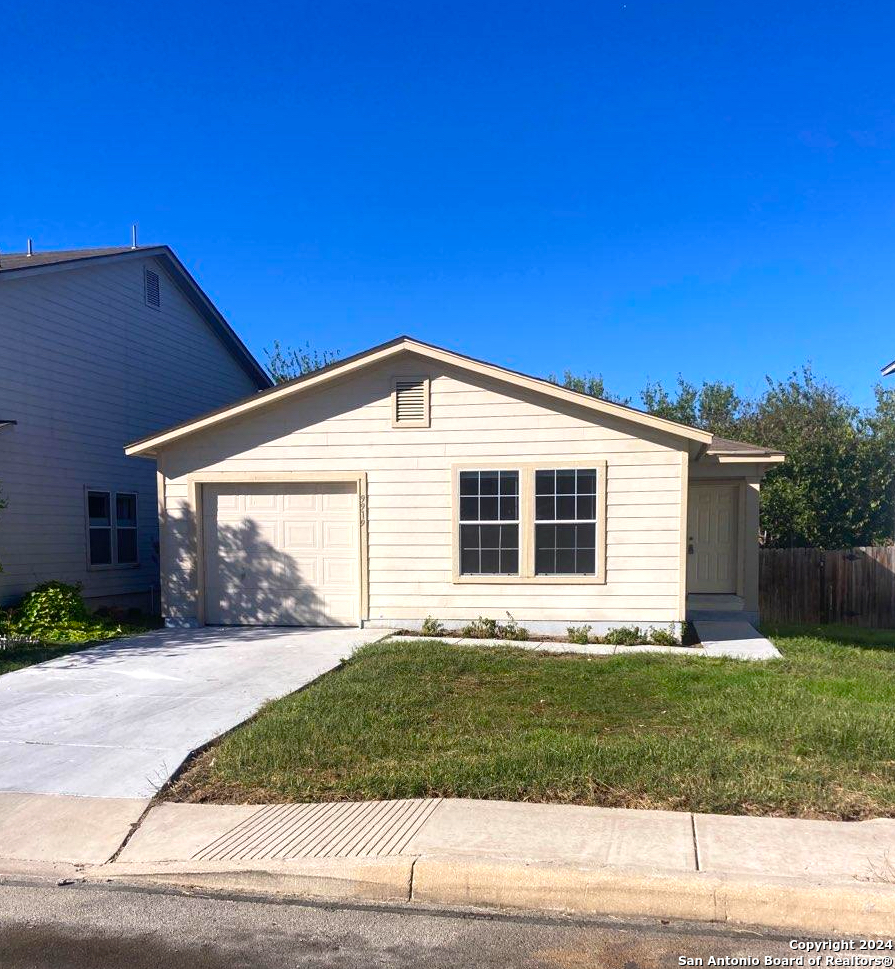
[202,482,360,626]
[687,483,739,595]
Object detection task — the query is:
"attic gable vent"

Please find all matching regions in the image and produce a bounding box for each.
[144,268,160,308]
[392,376,430,428]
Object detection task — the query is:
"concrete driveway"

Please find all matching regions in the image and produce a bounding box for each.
[0,626,388,799]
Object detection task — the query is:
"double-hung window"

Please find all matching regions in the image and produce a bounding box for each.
[534,469,597,575]
[87,490,139,567]
[459,470,519,575]
[456,464,604,581]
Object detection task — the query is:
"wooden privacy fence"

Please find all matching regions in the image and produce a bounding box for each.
[760,546,895,627]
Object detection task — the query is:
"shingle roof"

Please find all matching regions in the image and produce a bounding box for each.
[708,435,784,458]
[0,246,137,272]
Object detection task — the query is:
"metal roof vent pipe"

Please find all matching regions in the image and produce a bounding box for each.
[131,224,138,249]
[26,238,33,256]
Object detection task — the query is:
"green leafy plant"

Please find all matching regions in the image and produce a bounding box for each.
[12,581,90,635]
[566,624,592,645]
[420,615,446,637]
[603,625,646,647]
[649,626,680,648]
[499,613,529,641]
[461,616,499,639]
[7,581,137,643]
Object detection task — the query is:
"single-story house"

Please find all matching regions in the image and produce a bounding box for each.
[125,337,784,633]
[0,244,271,610]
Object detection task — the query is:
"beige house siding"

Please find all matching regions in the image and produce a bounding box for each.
[158,353,688,627]
[0,256,262,606]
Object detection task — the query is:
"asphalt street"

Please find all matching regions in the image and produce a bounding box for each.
[0,877,816,969]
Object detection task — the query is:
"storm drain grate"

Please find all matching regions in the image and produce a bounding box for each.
[192,798,442,862]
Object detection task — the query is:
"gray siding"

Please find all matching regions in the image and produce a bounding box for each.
[0,256,261,606]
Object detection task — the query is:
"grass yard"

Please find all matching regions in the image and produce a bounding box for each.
[169,625,895,820]
[0,639,93,676]
[0,621,159,676]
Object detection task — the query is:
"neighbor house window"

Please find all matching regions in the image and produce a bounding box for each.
[535,469,598,575]
[87,490,138,567]
[459,470,519,575]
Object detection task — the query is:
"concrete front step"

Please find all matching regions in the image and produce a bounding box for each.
[693,621,782,660]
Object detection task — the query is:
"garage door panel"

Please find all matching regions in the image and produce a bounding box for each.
[322,490,355,512]
[323,558,355,585]
[283,521,319,551]
[203,483,359,627]
[323,521,355,550]
[245,493,279,511]
[284,492,318,512]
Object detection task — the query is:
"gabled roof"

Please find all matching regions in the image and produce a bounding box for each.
[126,335,718,456]
[0,245,271,390]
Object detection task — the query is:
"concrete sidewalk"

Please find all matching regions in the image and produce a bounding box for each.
[5,794,892,936]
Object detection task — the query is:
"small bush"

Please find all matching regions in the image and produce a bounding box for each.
[500,613,529,641]
[461,616,499,639]
[12,581,91,635]
[603,625,645,647]
[460,615,530,641]
[649,626,680,648]
[5,580,150,644]
[567,624,592,645]
[420,615,446,637]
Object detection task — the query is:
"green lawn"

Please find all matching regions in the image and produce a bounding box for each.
[0,639,94,675]
[0,622,158,676]
[169,625,895,820]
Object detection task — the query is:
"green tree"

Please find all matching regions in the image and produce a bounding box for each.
[264,341,339,384]
[555,363,895,549]
[547,370,630,405]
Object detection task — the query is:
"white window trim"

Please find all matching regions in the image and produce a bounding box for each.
[85,488,140,570]
[451,461,607,585]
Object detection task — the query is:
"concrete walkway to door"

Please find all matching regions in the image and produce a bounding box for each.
[0,626,389,799]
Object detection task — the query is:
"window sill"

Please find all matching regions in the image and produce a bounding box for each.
[87,563,141,572]
[453,573,606,585]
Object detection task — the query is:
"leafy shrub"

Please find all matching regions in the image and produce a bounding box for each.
[461,616,499,639]
[567,624,592,645]
[12,582,90,635]
[460,614,530,641]
[500,613,529,641]
[603,625,646,647]
[6,581,145,644]
[420,615,446,637]
[649,626,680,648]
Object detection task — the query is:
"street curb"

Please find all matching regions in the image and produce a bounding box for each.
[411,854,895,936]
[89,856,415,904]
[87,853,895,935]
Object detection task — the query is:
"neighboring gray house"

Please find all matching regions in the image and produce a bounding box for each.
[0,245,271,610]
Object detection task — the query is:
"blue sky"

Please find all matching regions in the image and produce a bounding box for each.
[2,2,893,406]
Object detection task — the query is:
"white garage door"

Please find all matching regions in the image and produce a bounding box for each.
[202,482,359,626]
